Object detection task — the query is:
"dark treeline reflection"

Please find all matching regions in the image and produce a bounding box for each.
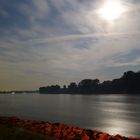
[39,70,140,94]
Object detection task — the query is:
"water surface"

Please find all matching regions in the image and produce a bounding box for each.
[0,94,140,137]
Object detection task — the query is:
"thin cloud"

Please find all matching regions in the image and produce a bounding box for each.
[114,57,140,67]
[27,31,140,44]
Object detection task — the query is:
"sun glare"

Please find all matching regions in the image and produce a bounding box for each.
[99,0,124,21]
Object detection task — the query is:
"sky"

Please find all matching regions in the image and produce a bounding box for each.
[0,0,140,90]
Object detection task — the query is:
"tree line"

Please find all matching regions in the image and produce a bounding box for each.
[39,70,140,94]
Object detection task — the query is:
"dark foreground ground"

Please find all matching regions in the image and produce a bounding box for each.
[0,116,139,140]
[0,124,59,140]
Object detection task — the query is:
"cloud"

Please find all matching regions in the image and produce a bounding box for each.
[26,31,140,45]
[19,0,50,23]
[0,8,9,17]
[33,0,49,13]
[114,58,140,67]
[0,0,140,90]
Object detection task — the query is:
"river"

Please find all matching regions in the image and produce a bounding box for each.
[0,93,140,137]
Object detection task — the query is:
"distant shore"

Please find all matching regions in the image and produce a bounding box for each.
[39,71,140,95]
[0,91,39,94]
[1,92,140,95]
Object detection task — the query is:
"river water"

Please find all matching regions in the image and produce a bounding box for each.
[0,93,140,137]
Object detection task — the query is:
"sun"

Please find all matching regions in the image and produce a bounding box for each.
[98,0,124,21]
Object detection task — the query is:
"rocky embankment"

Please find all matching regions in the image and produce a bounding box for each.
[0,116,139,140]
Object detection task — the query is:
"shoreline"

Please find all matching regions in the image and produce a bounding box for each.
[0,116,139,140]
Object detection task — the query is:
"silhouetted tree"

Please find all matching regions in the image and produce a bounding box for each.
[63,85,67,89]
[39,70,140,94]
[122,71,140,92]
[39,85,60,93]
[78,79,100,93]
[99,80,112,92]
[68,82,77,93]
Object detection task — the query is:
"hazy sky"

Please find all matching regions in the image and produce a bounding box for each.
[0,0,140,90]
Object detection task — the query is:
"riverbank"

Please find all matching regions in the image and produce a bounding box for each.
[0,116,138,140]
[0,124,59,140]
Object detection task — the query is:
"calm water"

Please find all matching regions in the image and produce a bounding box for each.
[0,94,140,137]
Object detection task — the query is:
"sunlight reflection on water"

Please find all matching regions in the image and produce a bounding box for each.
[0,94,140,137]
